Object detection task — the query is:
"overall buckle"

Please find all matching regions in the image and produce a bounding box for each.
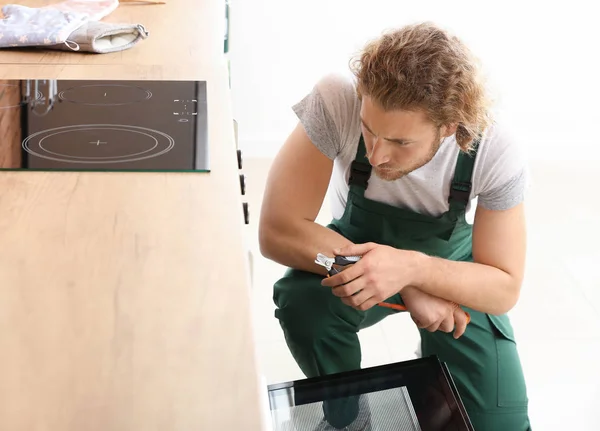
[449,181,472,204]
[349,161,371,188]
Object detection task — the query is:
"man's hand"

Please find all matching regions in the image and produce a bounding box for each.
[401,286,468,339]
[320,242,419,311]
[319,242,469,338]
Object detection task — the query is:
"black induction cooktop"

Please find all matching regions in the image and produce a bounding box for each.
[0,79,209,172]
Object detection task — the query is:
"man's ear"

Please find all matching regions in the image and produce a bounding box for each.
[441,123,458,138]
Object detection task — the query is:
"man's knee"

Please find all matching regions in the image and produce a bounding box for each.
[273,269,363,338]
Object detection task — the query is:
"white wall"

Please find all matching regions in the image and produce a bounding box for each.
[230,0,599,161]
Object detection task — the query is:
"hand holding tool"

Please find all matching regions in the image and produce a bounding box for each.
[315,252,471,323]
[315,252,407,311]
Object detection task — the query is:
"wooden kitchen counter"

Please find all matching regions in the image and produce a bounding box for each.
[0,2,267,431]
[0,0,221,66]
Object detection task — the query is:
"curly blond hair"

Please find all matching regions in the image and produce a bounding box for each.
[350,22,493,152]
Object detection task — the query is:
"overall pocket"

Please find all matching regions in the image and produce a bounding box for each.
[487,314,529,408]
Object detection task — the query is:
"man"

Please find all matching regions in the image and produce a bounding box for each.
[259,22,531,430]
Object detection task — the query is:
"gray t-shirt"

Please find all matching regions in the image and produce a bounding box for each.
[293,73,528,223]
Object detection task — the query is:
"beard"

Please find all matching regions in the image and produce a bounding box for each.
[371,130,442,182]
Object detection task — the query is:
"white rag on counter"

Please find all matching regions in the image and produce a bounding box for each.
[0,4,89,47]
[0,1,149,53]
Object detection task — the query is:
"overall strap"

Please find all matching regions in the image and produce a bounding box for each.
[448,135,481,211]
[347,135,371,197]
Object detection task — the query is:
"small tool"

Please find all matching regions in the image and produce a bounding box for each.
[315,252,471,324]
[315,253,362,276]
[315,253,407,311]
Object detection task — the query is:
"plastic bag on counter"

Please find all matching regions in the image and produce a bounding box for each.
[0,4,89,48]
[119,1,166,4]
[43,0,119,22]
[49,21,149,53]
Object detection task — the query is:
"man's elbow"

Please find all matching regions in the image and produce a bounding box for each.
[493,277,523,315]
[258,217,280,260]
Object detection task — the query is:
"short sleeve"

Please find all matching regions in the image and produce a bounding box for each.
[292,73,359,160]
[473,122,530,211]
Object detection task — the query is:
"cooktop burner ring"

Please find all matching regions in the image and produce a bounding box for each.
[38,128,160,161]
[58,84,153,106]
[22,124,175,164]
[0,83,43,109]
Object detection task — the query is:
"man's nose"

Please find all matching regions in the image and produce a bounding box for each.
[368,138,391,166]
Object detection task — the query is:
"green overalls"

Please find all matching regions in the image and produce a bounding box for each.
[273,135,531,430]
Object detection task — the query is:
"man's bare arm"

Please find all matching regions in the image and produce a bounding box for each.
[258,122,353,275]
[412,203,527,315]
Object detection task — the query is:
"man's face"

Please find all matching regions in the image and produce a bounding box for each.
[360,96,452,181]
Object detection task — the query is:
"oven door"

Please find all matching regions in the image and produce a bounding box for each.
[267,355,474,431]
